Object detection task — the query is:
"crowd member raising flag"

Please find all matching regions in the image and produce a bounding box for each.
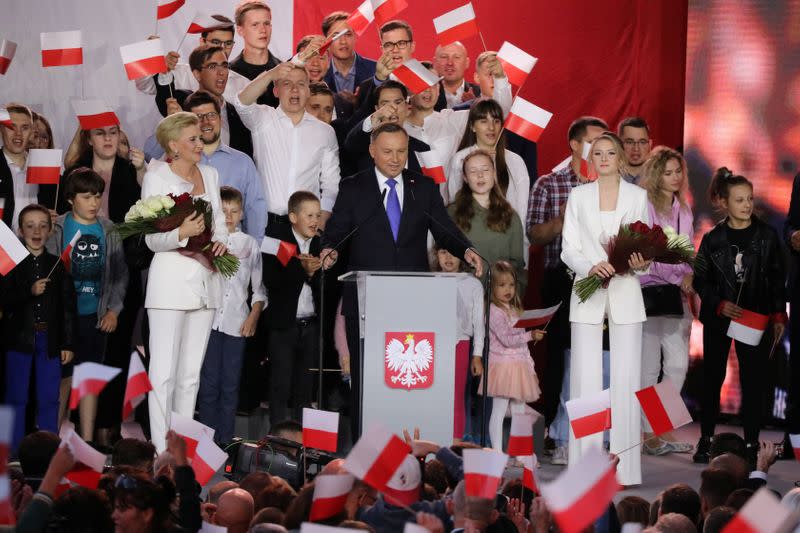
[433,3,479,46]
[721,487,799,533]
[520,454,538,493]
[187,11,222,34]
[303,408,340,452]
[497,41,537,87]
[261,236,298,267]
[60,427,107,489]
[504,97,553,143]
[417,151,447,185]
[120,38,168,80]
[514,302,562,329]
[170,412,215,461]
[727,309,770,346]
[635,378,692,437]
[310,475,355,521]
[391,59,441,94]
[156,0,185,20]
[69,362,121,410]
[58,230,81,272]
[347,1,375,37]
[0,219,29,276]
[462,448,508,499]
[122,351,152,421]
[343,425,410,492]
[507,413,535,456]
[0,39,17,75]
[40,31,83,67]
[371,0,408,26]
[191,433,227,486]
[71,100,120,131]
[26,149,62,185]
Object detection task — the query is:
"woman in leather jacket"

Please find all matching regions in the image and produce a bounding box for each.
[692,167,787,466]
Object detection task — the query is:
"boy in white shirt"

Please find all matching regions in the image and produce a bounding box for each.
[197,186,267,444]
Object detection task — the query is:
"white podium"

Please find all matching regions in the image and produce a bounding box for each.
[340,271,462,446]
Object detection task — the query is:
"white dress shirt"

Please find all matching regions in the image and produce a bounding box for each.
[457,274,485,356]
[5,151,36,233]
[233,96,341,214]
[292,228,316,318]
[375,168,404,211]
[444,83,466,109]
[211,230,267,337]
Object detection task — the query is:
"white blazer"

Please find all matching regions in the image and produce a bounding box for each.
[560,179,650,325]
[142,162,228,311]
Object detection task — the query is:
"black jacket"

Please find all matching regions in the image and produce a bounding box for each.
[53,155,141,222]
[0,250,76,357]
[693,216,786,325]
[230,51,281,108]
[0,153,57,227]
[434,80,481,111]
[343,119,431,174]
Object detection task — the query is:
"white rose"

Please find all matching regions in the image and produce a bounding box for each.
[144,196,165,212]
[124,209,138,222]
[160,196,175,209]
[138,205,157,219]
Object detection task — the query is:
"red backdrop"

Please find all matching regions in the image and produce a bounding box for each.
[294,0,689,175]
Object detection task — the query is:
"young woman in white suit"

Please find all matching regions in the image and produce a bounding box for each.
[560,132,650,486]
[142,112,228,451]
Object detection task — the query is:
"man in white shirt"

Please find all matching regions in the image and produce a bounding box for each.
[1,104,38,232]
[433,42,481,110]
[234,62,340,235]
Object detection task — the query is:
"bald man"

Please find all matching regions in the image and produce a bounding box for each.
[214,488,255,533]
[433,42,480,110]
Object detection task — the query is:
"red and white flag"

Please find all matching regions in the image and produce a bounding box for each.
[61,230,81,271]
[343,424,410,492]
[507,413,535,456]
[187,12,221,34]
[0,474,11,526]
[539,446,620,533]
[580,142,598,180]
[27,149,62,185]
[309,474,355,521]
[383,455,421,507]
[0,109,11,129]
[0,406,12,466]
[727,309,769,346]
[417,151,447,184]
[504,98,553,143]
[192,433,227,486]
[520,454,538,493]
[371,0,408,26]
[721,487,799,533]
[170,412,215,461]
[0,39,17,75]
[566,388,611,439]
[497,42,537,87]
[391,59,441,94]
[0,199,4,220]
[318,29,350,57]
[41,31,83,67]
[157,0,185,20]
[0,220,29,276]
[463,448,508,499]
[790,434,800,461]
[303,408,339,452]
[60,428,106,488]
[433,3,479,46]
[122,351,152,421]
[261,236,298,266]
[514,302,562,328]
[635,378,692,437]
[120,39,168,80]
[72,100,120,131]
[69,362,121,410]
[347,1,375,37]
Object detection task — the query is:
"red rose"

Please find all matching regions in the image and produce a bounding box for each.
[170,192,192,205]
[629,221,650,235]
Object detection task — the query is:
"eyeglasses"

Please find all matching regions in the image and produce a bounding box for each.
[623,139,650,148]
[195,112,220,122]
[201,62,229,72]
[115,474,139,490]
[208,39,234,48]
[381,40,412,51]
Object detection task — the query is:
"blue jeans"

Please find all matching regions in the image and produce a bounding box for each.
[5,331,61,451]
[197,330,246,444]
[550,348,611,447]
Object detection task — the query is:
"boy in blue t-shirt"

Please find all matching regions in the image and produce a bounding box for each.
[46,167,128,442]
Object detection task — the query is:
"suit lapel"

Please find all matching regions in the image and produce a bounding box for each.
[613,180,630,229]
[587,181,604,243]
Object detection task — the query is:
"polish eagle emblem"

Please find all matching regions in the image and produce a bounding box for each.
[384,332,435,390]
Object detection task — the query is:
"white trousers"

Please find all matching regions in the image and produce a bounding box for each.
[148,308,215,451]
[489,397,527,452]
[640,301,692,432]
[569,317,642,486]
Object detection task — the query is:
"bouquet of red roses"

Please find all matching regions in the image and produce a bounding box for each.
[115,192,239,278]
[574,220,694,303]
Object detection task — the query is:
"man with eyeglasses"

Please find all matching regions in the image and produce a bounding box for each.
[320,11,377,99]
[618,116,653,185]
[230,1,282,107]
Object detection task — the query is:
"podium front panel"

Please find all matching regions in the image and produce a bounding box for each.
[362,274,458,446]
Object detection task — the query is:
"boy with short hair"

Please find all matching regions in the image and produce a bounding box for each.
[1,204,76,451]
[263,191,322,425]
[197,186,266,445]
[45,167,128,441]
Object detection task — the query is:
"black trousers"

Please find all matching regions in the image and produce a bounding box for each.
[540,265,573,427]
[267,319,318,425]
[701,317,769,443]
[344,313,363,442]
[786,296,800,434]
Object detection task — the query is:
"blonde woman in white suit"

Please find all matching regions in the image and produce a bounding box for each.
[560,132,650,486]
[142,112,228,451]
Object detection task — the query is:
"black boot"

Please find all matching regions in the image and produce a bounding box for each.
[693,435,712,463]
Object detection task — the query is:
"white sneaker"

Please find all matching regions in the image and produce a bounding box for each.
[551,446,568,465]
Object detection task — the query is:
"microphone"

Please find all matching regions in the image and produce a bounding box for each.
[321,188,387,267]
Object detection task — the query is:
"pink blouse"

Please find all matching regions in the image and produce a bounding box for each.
[640,198,695,287]
[489,303,532,360]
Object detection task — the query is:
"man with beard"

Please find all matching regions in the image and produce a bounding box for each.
[617,116,652,185]
[433,42,481,111]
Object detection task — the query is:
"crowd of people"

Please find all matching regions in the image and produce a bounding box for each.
[2,0,800,531]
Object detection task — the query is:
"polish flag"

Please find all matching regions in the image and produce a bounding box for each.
[192,433,227,486]
[371,0,408,26]
[72,100,120,131]
[566,388,611,439]
[69,362,121,410]
[0,39,17,75]
[463,448,508,499]
[0,109,11,129]
[721,487,799,533]
[539,446,620,533]
[343,424,410,491]
[40,31,83,67]
[383,454,421,507]
[507,413,535,456]
[309,474,355,521]
[0,475,12,526]
[347,1,375,37]
[120,39,168,80]
[790,434,800,461]
[0,406,12,466]
[0,199,4,220]
[61,230,81,271]
[417,151,447,184]
[122,351,152,421]
[318,29,350,57]
[26,149,62,185]
[497,42,538,87]
[187,12,221,34]
[0,220,29,276]
[157,0,185,20]
[514,302,562,328]
[504,98,553,143]
[303,408,339,452]
[727,309,769,346]
[391,59,441,94]
[170,412,215,461]
[261,236,298,266]
[60,428,106,488]
[520,454,538,493]
[433,3,479,46]
[580,142,598,180]
[635,378,692,437]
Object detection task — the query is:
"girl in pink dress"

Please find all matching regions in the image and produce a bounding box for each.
[482,260,544,451]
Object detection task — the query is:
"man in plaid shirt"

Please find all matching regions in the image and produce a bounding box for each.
[526,116,608,462]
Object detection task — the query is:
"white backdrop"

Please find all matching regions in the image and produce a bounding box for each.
[0,0,294,151]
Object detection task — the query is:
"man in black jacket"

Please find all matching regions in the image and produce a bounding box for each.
[783,172,800,457]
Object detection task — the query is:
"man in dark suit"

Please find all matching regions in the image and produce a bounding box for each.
[322,123,482,437]
[321,11,377,96]
[433,42,481,111]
